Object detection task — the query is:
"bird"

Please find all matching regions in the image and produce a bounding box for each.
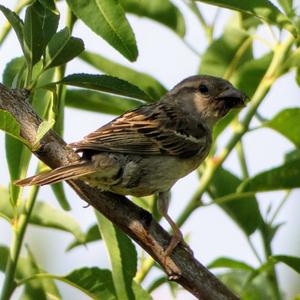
[15,75,246,256]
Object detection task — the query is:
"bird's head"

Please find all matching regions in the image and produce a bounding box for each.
[166,75,247,127]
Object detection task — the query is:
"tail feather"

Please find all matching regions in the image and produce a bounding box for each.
[14,161,96,186]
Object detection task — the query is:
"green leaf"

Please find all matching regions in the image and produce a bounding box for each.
[23,1,59,67]
[67,223,101,251]
[20,247,61,300]
[0,245,60,298]
[33,119,55,149]
[5,136,31,206]
[208,257,255,272]
[265,108,300,148]
[51,182,71,211]
[1,108,32,205]
[213,111,236,139]
[208,167,262,235]
[31,201,85,242]
[59,73,152,101]
[0,187,84,242]
[196,0,298,37]
[199,18,253,78]
[0,245,9,272]
[0,5,25,56]
[2,56,26,88]
[120,0,185,37]
[132,281,153,300]
[62,267,117,299]
[284,148,300,162]
[218,270,274,299]
[0,110,26,143]
[66,0,138,61]
[234,52,273,98]
[277,0,294,16]
[96,212,137,300]
[44,27,85,69]
[1,110,31,206]
[65,89,143,115]
[80,51,166,100]
[38,0,58,13]
[280,47,300,72]
[269,255,300,274]
[239,158,300,192]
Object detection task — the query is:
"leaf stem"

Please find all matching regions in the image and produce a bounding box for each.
[236,140,249,179]
[135,256,155,283]
[185,1,213,42]
[246,236,263,264]
[1,184,39,300]
[269,190,291,226]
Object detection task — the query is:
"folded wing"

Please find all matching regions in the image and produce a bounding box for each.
[70,103,209,159]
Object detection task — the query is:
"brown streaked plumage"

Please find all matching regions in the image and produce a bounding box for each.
[15,75,247,256]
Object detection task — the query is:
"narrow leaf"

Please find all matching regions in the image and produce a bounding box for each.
[0,5,25,55]
[67,224,101,251]
[51,182,71,211]
[218,270,274,299]
[0,187,84,242]
[62,267,117,299]
[66,0,138,61]
[199,20,252,77]
[44,27,84,69]
[96,212,137,300]
[0,110,26,143]
[120,0,185,37]
[33,119,55,148]
[65,89,143,115]
[196,0,298,36]
[208,167,262,235]
[266,108,300,148]
[235,52,273,98]
[0,245,60,297]
[59,73,152,101]
[5,136,31,205]
[270,255,300,274]
[0,245,9,272]
[20,247,61,300]
[30,201,85,243]
[132,281,153,300]
[2,56,26,87]
[80,51,166,100]
[208,257,255,272]
[39,0,58,13]
[239,159,300,192]
[277,0,294,16]
[23,2,49,66]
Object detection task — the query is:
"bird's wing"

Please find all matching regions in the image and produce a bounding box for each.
[70,103,209,158]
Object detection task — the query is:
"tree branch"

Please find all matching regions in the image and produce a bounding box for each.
[0,83,239,300]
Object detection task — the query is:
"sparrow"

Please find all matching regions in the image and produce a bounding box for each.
[15,75,246,256]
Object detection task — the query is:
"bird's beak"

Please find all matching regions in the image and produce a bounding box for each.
[216,87,247,109]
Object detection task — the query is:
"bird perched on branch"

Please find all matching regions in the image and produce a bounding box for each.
[15,75,246,256]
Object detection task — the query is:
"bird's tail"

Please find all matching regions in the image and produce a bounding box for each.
[14,161,96,186]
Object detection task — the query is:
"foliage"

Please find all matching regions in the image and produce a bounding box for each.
[0,0,299,299]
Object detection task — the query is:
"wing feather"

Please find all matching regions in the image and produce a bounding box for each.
[70,103,209,158]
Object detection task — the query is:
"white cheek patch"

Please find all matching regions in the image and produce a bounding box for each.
[192,95,207,114]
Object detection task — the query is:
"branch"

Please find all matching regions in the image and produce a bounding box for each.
[0,83,238,300]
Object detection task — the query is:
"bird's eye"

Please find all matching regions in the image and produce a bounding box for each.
[199,84,208,94]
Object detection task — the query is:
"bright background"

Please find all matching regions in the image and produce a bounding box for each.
[0,0,300,299]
